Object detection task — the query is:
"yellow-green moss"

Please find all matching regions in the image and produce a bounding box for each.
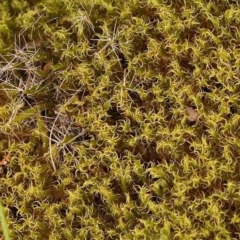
[0,0,240,239]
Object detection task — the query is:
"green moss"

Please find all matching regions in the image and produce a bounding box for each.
[0,0,240,239]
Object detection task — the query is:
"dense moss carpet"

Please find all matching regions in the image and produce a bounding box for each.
[0,0,240,239]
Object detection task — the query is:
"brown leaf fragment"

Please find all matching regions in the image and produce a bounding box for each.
[0,154,10,166]
[186,107,199,122]
[0,159,7,166]
[43,62,52,73]
[3,154,10,162]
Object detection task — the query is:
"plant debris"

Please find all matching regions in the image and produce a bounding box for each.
[0,0,239,239]
[186,106,199,122]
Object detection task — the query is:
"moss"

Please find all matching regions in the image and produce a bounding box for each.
[0,0,240,239]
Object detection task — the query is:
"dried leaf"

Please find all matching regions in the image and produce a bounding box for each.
[0,160,7,166]
[3,155,10,162]
[186,107,199,122]
[0,155,10,166]
[43,62,52,73]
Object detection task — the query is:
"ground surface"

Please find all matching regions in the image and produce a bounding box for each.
[0,0,240,239]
